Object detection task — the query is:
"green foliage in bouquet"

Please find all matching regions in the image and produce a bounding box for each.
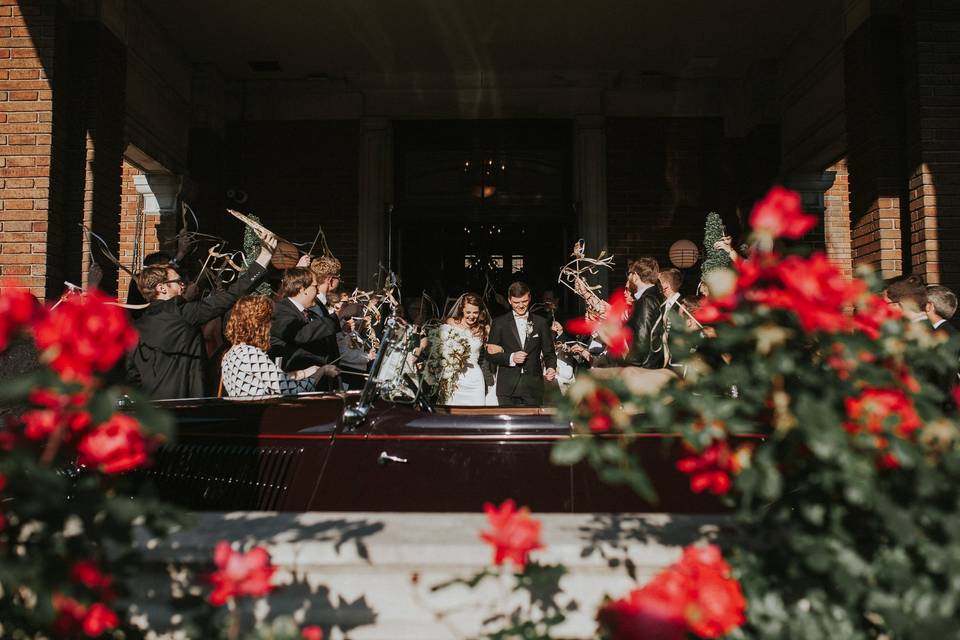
[555,186,960,638]
[701,211,731,279]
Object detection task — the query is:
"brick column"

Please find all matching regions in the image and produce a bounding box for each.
[902,0,960,290]
[0,0,57,298]
[844,13,908,280]
[823,158,853,278]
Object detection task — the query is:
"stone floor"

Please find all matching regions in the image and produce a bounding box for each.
[132,511,727,639]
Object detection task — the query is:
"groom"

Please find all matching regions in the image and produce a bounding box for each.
[486,282,558,406]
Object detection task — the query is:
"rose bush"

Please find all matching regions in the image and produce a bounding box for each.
[0,286,316,639]
[555,186,960,638]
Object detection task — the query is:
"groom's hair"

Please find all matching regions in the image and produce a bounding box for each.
[507,281,530,298]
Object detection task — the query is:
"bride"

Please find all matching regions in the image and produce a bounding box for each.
[442,293,497,406]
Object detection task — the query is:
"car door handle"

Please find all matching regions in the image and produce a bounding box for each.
[378,451,408,465]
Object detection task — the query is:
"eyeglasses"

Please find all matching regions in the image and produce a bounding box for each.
[164,278,184,286]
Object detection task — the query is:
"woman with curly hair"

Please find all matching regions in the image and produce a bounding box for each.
[221,296,335,398]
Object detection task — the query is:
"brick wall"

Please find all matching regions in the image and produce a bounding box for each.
[823,158,853,278]
[0,0,56,298]
[844,15,908,280]
[117,160,141,296]
[902,0,960,291]
[223,121,360,287]
[606,117,774,289]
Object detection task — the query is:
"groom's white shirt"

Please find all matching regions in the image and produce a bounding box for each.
[510,313,529,366]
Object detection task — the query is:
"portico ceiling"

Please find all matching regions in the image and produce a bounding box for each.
[146,0,841,84]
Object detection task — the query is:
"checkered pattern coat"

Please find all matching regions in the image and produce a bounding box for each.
[221,343,316,398]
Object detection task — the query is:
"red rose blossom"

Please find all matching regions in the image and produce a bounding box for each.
[82,603,119,637]
[77,414,149,474]
[844,387,922,438]
[52,595,87,637]
[567,289,634,357]
[32,289,138,383]
[600,544,746,640]
[579,387,620,433]
[72,560,114,595]
[301,626,324,640]
[749,185,817,240]
[479,499,544,569]
[0,284,41,352]
[208,541,278,606]
[676,441,741,495]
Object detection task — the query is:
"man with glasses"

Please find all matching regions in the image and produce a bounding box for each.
[128,228,278,400]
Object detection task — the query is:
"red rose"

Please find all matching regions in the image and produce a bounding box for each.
[72,560,113,594]
[567,289,634,357]
[579,387,619,433]
[82,602,119,637]
[32,289,138,383]
[52,595,87,637]
[479,499,544,569]
[208,541,278,606]
[77,414,149,474]
[676,441,740,496]
[749,185,817,240]
[844,388,922,438]
[598,583,687,640]
[600,544,746,640]
[0,284,41,352]
[301,626,324,640]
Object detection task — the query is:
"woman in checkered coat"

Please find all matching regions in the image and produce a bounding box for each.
[221,296,338,398]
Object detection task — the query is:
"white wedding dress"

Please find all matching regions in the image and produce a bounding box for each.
[445,325,488,406]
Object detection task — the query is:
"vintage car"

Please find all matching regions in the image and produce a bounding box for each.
[147,320,742,513]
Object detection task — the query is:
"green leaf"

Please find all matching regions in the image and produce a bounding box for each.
[550,437,589,466]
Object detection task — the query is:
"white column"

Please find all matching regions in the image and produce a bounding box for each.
[133,173,180,217]
[573,115,609,291]
[357,118,393,290]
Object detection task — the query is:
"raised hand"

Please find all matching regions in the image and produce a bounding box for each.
[296,253,312,268]
[253,228,278,267]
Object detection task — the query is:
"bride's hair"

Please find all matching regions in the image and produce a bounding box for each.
[447,292,490,338]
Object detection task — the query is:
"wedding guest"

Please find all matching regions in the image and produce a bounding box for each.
[926,285,957,333]
[884,275,928,322]
[589,257,664,369]
[336,301,374,390]
[270,266,340,373]
[127,228,277,400]
[221,296,337,398]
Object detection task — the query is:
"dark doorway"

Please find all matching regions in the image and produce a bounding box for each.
[393,120,573,318]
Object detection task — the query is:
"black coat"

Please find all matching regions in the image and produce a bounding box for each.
[269,297,339,371]
[486,312,557,405]
[127,263,267,400]
[594,285,664,369]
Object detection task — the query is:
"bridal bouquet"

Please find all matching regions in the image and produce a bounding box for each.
[424,324,471,403]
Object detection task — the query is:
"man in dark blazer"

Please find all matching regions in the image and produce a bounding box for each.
[486,282,558,406]
[590,257,665,369]
[270,267,340,372]
[926,285,959,406]
[127,228,277,400]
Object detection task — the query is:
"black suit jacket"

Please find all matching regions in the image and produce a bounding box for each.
[128,262,267,400]
[594,285,664,368]
[486,313,557,405]
[269,298,339,371]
